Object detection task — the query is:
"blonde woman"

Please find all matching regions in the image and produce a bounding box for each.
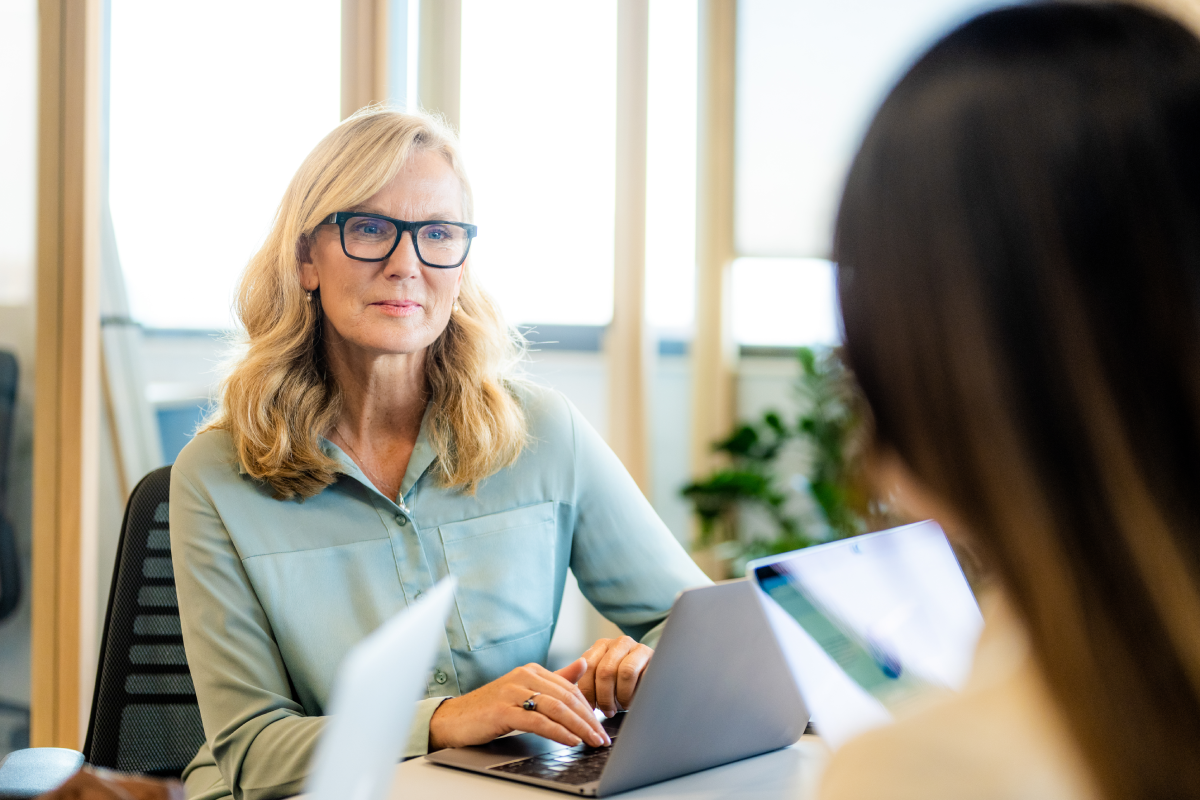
[170,109,709,800]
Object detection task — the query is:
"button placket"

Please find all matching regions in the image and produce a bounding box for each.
[376,499,433,623]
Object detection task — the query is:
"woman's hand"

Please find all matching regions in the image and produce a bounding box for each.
[428,657,611,751]
[577,636,654,717]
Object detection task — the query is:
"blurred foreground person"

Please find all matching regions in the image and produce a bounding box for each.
[39,768,182,800]
[825,3,1200,798]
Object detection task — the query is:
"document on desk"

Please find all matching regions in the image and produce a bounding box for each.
[750,521,983,749]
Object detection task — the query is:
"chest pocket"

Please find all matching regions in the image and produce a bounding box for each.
[439,502,557,651]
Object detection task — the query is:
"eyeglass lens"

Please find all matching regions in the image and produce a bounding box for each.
[343,216,469,266]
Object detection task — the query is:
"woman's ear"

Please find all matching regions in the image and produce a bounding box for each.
[875,449,948,525]
[874,448,970,542]
[297,235,319,291]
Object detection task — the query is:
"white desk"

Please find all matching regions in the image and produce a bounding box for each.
[386,736,830,799]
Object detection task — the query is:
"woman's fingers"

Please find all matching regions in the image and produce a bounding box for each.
[615,644,652,709]
[429,661,610,751]
[554,656,588,684]
[531,661,593,710]
[520,664,609,745]
[510,685,607,747]
[502,704,585,748]
[577,639,612,708]
[595,637,639,716]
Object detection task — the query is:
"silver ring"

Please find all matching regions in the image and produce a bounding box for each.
[522,692,541,712]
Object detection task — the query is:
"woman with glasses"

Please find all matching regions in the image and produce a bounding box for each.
[169,109,709,800]
[820,3,1200,797]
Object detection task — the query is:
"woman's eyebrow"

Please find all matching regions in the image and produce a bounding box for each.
[346,204,387,216]
[345,206,463,221]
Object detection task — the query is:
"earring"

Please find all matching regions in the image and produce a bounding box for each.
[306,290,313,302]
[453,300,462,313]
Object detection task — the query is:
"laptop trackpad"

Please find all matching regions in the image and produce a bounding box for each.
[435,732,566,769]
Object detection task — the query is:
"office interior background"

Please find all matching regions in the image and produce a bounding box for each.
[4,0,1192,759]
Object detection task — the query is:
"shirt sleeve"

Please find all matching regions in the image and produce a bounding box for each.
[563,398,712,643]
[171,466,332,800]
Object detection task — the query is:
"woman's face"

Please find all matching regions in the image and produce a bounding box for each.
[300,149,466,358]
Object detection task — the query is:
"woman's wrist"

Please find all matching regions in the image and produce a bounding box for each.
[427,695,458,751]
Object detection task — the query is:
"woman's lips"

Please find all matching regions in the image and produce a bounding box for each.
[373,300,421,317]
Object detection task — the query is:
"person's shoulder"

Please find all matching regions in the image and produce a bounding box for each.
[819,697,984,800]
[172,427,240,487]
[509,379,578,440]
[820,675,1097,800]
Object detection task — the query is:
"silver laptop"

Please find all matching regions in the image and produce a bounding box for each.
[306,576,457,800]
[425,579,810,796]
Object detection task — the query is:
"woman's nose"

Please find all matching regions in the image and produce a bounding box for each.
[383,232,422,278]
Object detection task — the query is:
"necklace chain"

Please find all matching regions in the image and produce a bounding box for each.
[336,426,411,514]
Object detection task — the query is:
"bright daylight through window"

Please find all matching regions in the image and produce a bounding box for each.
[108,0,341,331]
[458,0,618,329]
[733,0,1006,347]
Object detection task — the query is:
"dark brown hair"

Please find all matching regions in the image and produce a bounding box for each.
[835,4,1200,797]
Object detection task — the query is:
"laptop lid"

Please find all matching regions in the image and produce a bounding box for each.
[748,520,982,748]
[596,579,809,796]
[424,579,808,797]
[306,576,457,800]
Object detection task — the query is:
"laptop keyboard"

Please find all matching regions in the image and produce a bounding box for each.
[489,714,624,786]
[491,744,613,785]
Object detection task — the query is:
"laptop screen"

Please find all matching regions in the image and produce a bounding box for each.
[749,520,983,747]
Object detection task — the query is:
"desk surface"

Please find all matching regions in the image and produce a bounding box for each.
[387,736,830,799]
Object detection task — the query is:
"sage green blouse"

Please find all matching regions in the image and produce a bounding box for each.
[170,383,709,800]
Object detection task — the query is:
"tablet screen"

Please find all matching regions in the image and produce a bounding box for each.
[750,521,983,745]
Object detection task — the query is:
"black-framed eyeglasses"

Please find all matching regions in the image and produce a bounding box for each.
[322,212,478,268]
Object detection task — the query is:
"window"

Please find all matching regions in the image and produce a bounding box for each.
[645,0,698,336]
[732,0,1010,346]
[0,0,36,306]
[459,0,618,328]
[108,0,341,331]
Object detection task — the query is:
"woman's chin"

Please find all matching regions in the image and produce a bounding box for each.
[353,328,444,358]
[325,314,446,358]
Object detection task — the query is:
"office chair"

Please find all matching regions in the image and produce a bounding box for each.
[85,466,205,777]
[0,350,20,624]
[0,351,30,755]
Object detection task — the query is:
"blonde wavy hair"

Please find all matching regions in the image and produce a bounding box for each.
[205,107,528,499]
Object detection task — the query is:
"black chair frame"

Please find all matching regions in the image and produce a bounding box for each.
[85,466,205,778]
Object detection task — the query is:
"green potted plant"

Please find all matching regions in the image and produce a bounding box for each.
[682,346,895,577]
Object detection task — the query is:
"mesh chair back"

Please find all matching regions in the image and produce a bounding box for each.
[85,466,205,777]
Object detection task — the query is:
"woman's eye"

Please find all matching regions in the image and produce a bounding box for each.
[421,225,457,243]
[349,219,391,238]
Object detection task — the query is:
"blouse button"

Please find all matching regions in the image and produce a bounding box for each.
[395,514,408,526]
[433,669,448,685]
